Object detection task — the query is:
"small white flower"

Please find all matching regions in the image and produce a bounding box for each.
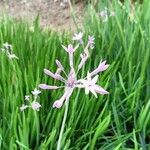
[20,104,28,111]
[3,42,12,49]
[7,54,19,60]
[72,32,83,44]
[99,9,108,22]
[25,95,30,101]
[31,88,41,96]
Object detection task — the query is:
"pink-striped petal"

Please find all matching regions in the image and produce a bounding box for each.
[56,59,64,71]
[94,85,109,95]
[44,69,64,81]
[44,69,57,79]
[90,61,109,76]
[39,84,59,90]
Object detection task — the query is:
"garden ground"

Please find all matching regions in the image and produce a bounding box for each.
[0,0,84,31]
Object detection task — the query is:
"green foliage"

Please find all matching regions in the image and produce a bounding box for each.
[0,0,150,149]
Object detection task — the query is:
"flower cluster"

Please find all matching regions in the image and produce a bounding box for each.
[0,42,19,60]
[99,8,115,22]
[20,88,41,111]
[39,32,109,109]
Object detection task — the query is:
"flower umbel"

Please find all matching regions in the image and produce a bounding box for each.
[39,33,110,150]
[20,88,41,111]
[39,33,109,109]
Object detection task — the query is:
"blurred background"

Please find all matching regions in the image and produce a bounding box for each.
[0,0,86,30]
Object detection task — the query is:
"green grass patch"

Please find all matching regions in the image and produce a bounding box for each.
[0,0,150,149]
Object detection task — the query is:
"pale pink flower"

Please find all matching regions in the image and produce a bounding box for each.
[25,95,30,101]
[78,50,89,71]
[61,44,78,53]
[72,32,83,44]
[53,100,63,108]
[40,68,75,109]
[62,44,78,67]
[39,34,109,109]
[20,88,42,112]
[31,101,41,111]
[77,73,109,98]
[88,35,95,49]
[7,53,19,60]
[20,104,28,111]
[90,60,109,77]
[31,88,41,96]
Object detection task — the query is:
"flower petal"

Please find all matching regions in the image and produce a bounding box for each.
[89,87,98,98]
[85,87,89,95]
[75,84,84,88]
[44,69,64,81]
[52,86,74,109]
[94,85,109,95]
[62,44,68,52]
[92,75,99,84]
[56,59,64,71]
[39,84,59,90]
[98,61,109,71]
[44,69,57,78]
[90,61,109,76]
[87,72,91,81]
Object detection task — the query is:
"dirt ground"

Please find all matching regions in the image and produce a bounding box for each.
[0,0,84,31]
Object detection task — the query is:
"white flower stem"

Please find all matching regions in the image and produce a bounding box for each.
[57,99,69,150]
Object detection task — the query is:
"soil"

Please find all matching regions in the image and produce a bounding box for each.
[0,0,84,31]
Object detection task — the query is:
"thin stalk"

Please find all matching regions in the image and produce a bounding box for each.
[68,0,80,31]
[57,99,69,150]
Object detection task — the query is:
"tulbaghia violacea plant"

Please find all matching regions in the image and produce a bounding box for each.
[39,35,109,108]
[39,33,109,150]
